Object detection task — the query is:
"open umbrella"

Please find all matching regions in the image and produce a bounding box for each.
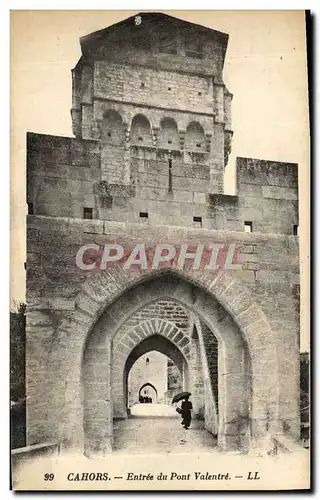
[171,391,191,404]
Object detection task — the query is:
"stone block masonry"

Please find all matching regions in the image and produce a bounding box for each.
[94,62,214,115]
[27,132,298,234]
[201,321,219,413]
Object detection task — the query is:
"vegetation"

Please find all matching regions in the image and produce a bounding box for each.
[10,302,26,402]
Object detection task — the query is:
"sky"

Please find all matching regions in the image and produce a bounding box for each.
[10,10,310,350]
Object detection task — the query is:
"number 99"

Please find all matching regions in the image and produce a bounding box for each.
[44,473,54,481]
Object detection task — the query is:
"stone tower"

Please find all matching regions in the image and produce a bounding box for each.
[68,12,232,223]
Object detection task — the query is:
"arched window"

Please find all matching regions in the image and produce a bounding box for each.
[185,121,205,152]
[101,110,125,146]
[158,117,179,150]
[131,114,153,147]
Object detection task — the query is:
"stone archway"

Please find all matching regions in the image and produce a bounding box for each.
[138,382,158,403]
[47,268,280,456]
[121,334,190,418]
[111,319,193,418]
[80,272,250,456]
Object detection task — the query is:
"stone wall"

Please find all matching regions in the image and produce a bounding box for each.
[27,133,298,236]
[121,300,189,332]
[200,321,219,413]
[209,158,298,233]
[94,61,214,114]
[27,133,101,219]
[26,215,300,359]
[167,360,183,397]
[193,318,219,436]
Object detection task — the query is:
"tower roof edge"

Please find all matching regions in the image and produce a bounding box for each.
[79,11,229,63]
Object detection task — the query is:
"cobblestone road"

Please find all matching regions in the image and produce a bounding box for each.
[113,408,218,454]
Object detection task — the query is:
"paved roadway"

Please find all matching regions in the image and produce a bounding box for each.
[113,404,218,454]
[130,403,177,417]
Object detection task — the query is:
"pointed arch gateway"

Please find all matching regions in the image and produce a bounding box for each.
[138,382,158,402]
[112,319,192,419]
[47,267,280,457]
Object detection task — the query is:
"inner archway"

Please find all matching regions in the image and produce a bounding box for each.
[113,330,219,453]
[123,334,189,416]
[110,298,210,424]
[70,269,269,458]
[138,382,158,403]
[128,348,182,408]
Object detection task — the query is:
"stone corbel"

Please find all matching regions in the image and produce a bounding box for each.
[205,133,212,152]
[125,124,131,143]
[178,130,186,151]
[152,126,160,147]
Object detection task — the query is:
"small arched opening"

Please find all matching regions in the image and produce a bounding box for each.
[158,117,179,150]
[101,109,125,146]
[185,121,205,152]
[131,114,153,146]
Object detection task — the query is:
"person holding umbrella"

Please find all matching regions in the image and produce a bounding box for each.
[172,391,193,429]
